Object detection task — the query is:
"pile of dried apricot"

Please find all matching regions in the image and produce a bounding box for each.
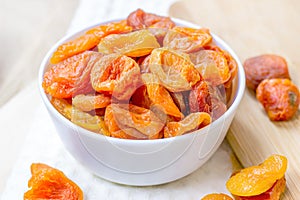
[201,154,288,200]
[244,54,299,121]
[42,9,238,139]
[226,154,287,200]
[24,155,287,199]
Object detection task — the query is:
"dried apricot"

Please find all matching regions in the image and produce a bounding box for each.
[137,54,151,73]
[190,50,230,86]
[256,78,299,121]
[208,85,227,120]
[226,154,287,197]
[233,177,286,200]
[141,73,183,118]
[243,54,290,90]
[50,20,132,64]
[169,91,188,115]
[43,51,103,98]
[51,97,110,135]
[164,26,212,53]
[51,97,73,120]
[201,193,233,200]
[204,44,238,88]
[164,112,211,138]
[24,163,83,200]
[149,48,200,92]
[104,104,164,139]
[72,93,111,112]
[98,29,160,57]
[130,85,152,109]
[189,80,212,114]
[71,108,110,135]
[147,28,168,46]
[127,9,175,30]
[91,54,141,100]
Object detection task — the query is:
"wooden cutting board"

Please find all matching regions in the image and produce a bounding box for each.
[169,0,300,199]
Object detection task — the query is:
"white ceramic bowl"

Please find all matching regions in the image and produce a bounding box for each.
[39,18,245,186]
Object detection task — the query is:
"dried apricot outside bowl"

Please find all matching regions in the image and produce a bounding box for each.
[38,17,245,186]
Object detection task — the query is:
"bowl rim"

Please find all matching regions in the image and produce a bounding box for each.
[38,18,245,145]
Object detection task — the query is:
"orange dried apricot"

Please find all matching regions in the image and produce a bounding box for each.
[51,97,110,135]
[243,54,290,90]
[72,93,111,112]
[169,91,188,115]
[164,112,211,138]
[104,104,164,139]
[208,85,227,120]
[256,78,299,121]
[141,73,183,118]
[226,154,287,197]
[189,80,212,114]
[50,20,132,64]
[91,54,141,100]
[127,9,175,30]
[164,26,212,53]
[204,45,238,88]
[233,177,286,200]
[130,85,152,109]
[24,163,83,200]
[149,48,201,92]
[43,51,103,98]
[201,193,233,200]
[97,29,160,57]
[51,97,73,120]
[211,97,227,121]
[190,50,231,86]
[137,54,151,73]
[71,108,110,135]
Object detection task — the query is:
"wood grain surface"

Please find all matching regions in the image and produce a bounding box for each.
[169,0,300,199]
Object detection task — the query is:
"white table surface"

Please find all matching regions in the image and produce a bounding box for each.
[0,0,237,199]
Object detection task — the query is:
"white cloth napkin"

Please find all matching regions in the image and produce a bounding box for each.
[0,0,235,199]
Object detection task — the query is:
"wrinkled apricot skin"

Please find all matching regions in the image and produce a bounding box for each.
[201,193,233,200]
[149,48,201,92]
[97,29,160,57]
[91,54,141,100]
[190,50,230,86]
[130,85,152,109]
[226,154,287,197]
[51,97,73,120]
[142,73,183,119]
[164,27,212,53]
[137,55,151,73]
[24,163,83,200]
[211,97,227,121]
[104,104,164,139]
[243,54,290,90]
[204,45,238,88]
[50,20,132,64]
[189,81,212,114]
[164,112,211,138]
[170,92,188,115]
[256,78,300,121]
[233,177,286,200]
[43,51,103,98]
[51,97,110,135]
[127,9,175,30]
[206,85,227,120]
[72,94,111,112]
